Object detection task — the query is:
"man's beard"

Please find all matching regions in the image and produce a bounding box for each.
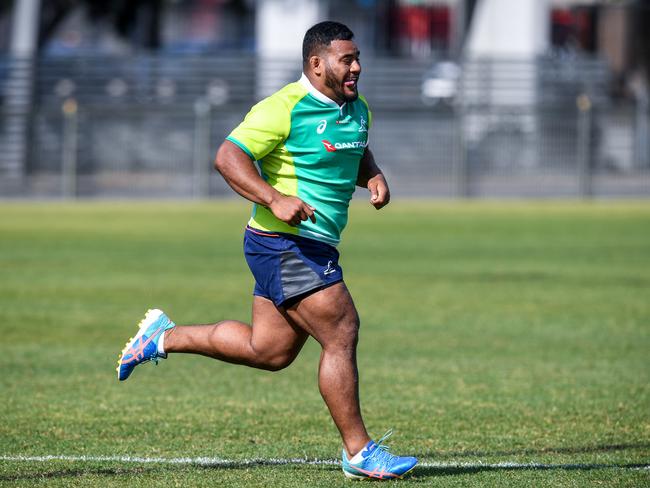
[324,64,358,103]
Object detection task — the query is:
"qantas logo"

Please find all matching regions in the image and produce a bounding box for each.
[322,140,368,152]
[322,140,337,152]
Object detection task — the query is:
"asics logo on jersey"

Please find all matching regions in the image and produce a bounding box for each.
[316,119,327,134]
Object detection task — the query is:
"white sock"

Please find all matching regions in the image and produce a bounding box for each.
[349,441,374,463]
[157,330,167,356]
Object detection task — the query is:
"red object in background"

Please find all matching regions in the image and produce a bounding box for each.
[552,8,573,27]
[401,6,432,41]
[551,8,574,47]
[430,6,450,43]
[396,5,449,47]
[574,8,596,52]
[551,7,597,53]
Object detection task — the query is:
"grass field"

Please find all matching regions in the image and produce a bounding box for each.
[0,200,649,487]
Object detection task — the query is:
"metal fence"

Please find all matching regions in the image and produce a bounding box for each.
[0,54,648,199]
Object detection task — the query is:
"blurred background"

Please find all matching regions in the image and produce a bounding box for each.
[0,0,648,199]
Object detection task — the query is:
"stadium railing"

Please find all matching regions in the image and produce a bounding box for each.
[0,54,648,199]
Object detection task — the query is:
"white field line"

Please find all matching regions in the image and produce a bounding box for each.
[0,455,648,471]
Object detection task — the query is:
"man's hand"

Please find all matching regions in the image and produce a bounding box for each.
[269,194,317,226]
[356,147,390,210]
[367,173,390,210]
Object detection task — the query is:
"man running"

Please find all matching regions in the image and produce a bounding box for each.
[117,20,417,480]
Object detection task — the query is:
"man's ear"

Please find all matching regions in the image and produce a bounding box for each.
[309,55,322,76]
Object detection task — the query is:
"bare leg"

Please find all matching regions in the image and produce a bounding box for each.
[163,296,308,371]
[162,283,371,456]
[285,282,371,457]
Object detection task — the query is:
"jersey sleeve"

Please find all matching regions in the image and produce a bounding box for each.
[226,95,291,161]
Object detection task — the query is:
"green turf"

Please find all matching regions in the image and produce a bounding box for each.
[0,201,648,487]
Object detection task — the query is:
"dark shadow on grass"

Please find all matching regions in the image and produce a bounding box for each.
[192,458,650,481]
[193,459,340,472]
[413,462,650,479]
[413,442,650,460]
[0,466,153,482]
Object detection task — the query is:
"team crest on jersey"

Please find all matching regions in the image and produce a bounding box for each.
[358,116,368,133]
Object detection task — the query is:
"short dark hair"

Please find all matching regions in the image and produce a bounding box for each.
[302,21,354,63]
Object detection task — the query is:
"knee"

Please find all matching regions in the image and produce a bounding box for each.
[326,316,360,352]
[344,318,360,347]
[256,351,297,372]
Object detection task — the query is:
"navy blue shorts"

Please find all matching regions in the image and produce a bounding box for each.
[243,226,343,308]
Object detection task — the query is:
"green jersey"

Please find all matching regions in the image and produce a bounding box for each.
[227,74,372,246]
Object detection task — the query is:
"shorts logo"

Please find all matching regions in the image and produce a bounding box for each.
[322,140,337,152]
[324,260,337,276]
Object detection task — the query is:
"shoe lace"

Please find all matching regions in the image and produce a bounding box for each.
[368,429,398,467]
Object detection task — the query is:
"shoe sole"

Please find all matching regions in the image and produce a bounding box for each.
[343,464,416,481]
[116,308,164,380]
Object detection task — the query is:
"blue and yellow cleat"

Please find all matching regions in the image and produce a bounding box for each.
[341,430,417,480]
[116,309,175,381]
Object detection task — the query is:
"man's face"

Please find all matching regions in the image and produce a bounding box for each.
[321,40,361,104]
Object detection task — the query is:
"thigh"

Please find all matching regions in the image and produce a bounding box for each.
[251,295,309,356]
[284,282,359,347]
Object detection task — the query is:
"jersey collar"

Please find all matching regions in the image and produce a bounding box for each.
[299,73,345,110]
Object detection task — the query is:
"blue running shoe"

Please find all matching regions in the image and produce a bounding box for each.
[117,309,175,381]
[341,430,417,480]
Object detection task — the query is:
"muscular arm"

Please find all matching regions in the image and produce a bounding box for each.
[356,147,390,209]
[214,140,315,226]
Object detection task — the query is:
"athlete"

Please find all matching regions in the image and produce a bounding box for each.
[117,21,417,480]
